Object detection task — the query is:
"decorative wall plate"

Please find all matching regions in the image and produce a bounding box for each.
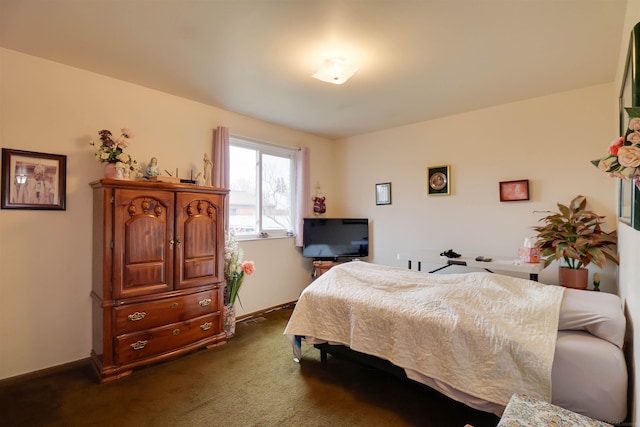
[429,172,447,190]
[427,165,450,196]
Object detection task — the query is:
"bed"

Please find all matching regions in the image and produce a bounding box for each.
[283,261,628,424]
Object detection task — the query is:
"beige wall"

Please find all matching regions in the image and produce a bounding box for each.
[335,84,618,286]
[0,47,335,379]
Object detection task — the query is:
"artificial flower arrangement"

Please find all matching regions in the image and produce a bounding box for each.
[90,128,133,163]
[119,158,142,179]
[224,232,256,306]
[591,108,640,181]
[90,128,141,177]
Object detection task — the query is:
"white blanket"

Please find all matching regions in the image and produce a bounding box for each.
[284,261,565,407]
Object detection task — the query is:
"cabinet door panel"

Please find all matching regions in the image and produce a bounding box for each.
[125,217,165,263]
[123,262,165,292]
[175,193,225,289]
[183,216,215,280]
[113,189,175,298]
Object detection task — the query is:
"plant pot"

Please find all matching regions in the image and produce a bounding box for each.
[559,267,588,289]
[103,163,118,179]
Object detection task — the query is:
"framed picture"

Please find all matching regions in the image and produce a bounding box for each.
[1,148,67,210]
[427,165,450,196]
[376,182,391,205]
[499,179,529,202]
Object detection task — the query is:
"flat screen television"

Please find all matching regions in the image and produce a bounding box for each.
[302,218,369,260]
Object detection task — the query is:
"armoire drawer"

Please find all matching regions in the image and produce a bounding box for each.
[114,313,219,364]
[114,290,218,334]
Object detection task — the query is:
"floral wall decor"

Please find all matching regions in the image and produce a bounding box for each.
[592,107,640,184]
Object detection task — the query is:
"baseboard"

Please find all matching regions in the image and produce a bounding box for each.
[0,358,91,387]
[236,300,297,322]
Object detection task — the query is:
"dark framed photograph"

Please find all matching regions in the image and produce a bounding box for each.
[427,165,450,196]
[1,148,67,210]
[376,182,391,205]
[499,179,529,202]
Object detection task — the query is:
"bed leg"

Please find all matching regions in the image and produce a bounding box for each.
[320,348,328,363]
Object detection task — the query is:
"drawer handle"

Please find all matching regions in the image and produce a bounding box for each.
[201,322,212,331]
[171,302,179,309]
[173,328,180,336]
[199,298,212,307]
[130,340,148,350]
[127,311,146,321]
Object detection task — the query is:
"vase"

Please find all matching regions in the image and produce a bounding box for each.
[559,267,588,289]
[223,304,236,338]
[103,163,118,179]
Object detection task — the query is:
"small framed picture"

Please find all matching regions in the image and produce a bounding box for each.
[427,165,450,196]
[499,179,529,202]
[376,182,391,205]
[1,148,67,210]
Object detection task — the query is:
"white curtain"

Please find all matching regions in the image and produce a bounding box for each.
[295,147,310,247]
[213,126,230,231]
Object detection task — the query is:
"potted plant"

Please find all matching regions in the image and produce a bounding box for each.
[532,195,619,289]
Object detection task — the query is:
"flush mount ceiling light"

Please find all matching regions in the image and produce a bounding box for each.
[312,57,357,84]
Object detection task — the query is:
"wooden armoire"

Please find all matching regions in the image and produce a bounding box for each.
[90,179,228,382]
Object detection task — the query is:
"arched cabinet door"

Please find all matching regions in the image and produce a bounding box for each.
[174,192,225,290]
[112,188,175,298]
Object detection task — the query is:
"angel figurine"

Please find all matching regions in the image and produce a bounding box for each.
[203,153,213,186]
[195,172,205,186]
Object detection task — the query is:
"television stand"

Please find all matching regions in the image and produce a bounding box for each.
[312,260,347,278]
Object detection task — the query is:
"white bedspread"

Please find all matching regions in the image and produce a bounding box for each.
[284,261,565,407]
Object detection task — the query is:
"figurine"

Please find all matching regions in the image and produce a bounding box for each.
[203,153,213,186]
[195,172,205,186]
[312,184,326,215]
[115,163,125,179]
[146,157,161,177]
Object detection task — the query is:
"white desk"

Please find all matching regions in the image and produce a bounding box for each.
[397,251,545,281]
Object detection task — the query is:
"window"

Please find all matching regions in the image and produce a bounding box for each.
[229,136,296,239]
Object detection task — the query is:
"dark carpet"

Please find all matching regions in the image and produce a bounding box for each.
[0,305,499,427]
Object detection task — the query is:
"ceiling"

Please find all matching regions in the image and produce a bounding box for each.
[0,0,628,140]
